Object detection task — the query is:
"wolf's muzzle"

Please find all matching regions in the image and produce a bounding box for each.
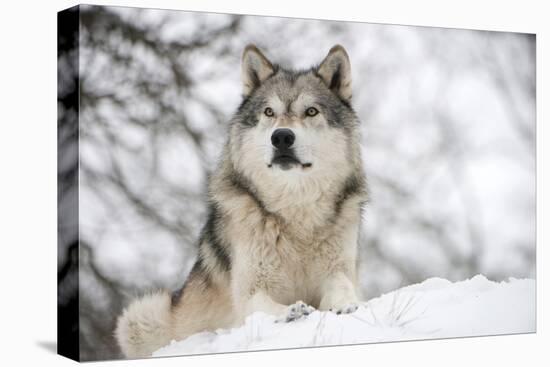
[269,128,311,169]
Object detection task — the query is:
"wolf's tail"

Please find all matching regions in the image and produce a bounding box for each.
[115,291,173,358]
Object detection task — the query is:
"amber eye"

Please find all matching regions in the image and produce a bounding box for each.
[305,107,319,117]
[264,107,274,117]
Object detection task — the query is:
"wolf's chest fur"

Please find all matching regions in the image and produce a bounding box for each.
[224,187,361,307]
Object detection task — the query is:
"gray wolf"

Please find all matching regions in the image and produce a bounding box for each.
[115,44,368,358]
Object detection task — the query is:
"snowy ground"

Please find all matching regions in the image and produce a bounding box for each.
[153,275,535,357]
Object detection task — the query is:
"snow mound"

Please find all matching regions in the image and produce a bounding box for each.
[153,275,535,357]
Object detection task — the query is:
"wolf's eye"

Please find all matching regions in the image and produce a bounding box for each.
[264,107,274,117]
[305,107,319,117]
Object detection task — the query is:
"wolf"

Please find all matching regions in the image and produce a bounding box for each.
[115,44,368,358]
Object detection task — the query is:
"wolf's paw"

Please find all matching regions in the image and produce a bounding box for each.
[276,301,315,323]
[329,302,359,315]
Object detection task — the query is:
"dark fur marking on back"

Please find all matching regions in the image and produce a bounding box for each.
[332,174,365,222]
[228,168,272,217]
[171,286,184,307]
[201,207,232,272]
[171,257,211,307]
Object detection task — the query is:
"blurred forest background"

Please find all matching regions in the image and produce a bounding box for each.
[58,5,535,360]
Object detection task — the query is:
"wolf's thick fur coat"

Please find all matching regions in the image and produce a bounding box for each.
[115,44,368,358]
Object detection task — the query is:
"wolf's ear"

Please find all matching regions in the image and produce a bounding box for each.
[241,44,275,97]
[317,45,352,102]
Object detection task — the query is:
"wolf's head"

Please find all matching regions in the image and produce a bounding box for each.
[225,44,364,207]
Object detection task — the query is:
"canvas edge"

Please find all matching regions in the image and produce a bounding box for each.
[57,4,81,362]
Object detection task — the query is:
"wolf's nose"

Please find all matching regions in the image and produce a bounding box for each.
[271,128,295,149]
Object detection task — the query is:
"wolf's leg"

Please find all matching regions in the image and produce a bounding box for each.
[318,272,360,314]
[244,291,287,316]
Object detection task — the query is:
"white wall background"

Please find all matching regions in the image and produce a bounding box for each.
[0,0,548,366]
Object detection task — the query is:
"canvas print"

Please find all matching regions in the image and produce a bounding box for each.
[57,4,536,362]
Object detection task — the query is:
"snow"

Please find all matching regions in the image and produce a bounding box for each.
[153,275,535,357]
